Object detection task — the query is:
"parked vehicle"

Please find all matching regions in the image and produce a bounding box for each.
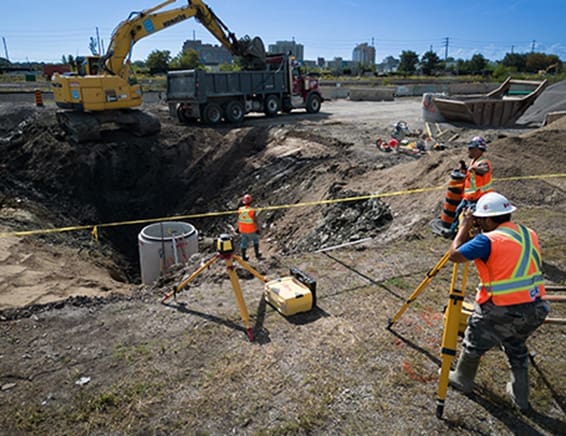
[167,53,323,124]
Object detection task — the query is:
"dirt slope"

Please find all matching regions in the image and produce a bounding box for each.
[0,95,565,434]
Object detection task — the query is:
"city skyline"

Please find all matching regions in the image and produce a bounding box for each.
[2,0,565,64]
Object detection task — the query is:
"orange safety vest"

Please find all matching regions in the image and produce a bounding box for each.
[238,206,257,234]
[463,157,493,201]
[474,222,546,306]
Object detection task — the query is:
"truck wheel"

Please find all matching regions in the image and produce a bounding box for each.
[225,101,244,123]
[306,93,322,114]
[202,103,223,124]
[264,95,280,117]
[177,104,194,124]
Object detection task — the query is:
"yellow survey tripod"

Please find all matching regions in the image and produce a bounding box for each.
[387,249,470,419]
[161,234,267,341]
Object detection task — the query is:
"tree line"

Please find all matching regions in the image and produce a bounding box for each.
[2,48,562,79]
[395,50,561,77]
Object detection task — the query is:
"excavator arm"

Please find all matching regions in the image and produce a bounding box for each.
[104,0,265,78]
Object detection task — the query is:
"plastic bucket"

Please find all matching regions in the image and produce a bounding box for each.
[138,221,198,284]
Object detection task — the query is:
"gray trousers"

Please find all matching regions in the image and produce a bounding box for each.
[462,299,549,368]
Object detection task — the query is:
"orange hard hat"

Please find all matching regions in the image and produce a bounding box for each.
[242,194,253,205]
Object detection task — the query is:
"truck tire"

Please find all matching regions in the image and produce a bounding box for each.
[202,103,223,124]
[225,100,244,123]
[306,93,322,114]
[177,104,195,124]
[264,95,280,117]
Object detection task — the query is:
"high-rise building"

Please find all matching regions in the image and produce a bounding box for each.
[267,40,304,61]
[182,40,233,65]
[352,43,376,66]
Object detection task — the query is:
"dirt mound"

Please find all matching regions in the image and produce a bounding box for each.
[1,97,565,434]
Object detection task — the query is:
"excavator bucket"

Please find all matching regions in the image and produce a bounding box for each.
[237,36,266,70]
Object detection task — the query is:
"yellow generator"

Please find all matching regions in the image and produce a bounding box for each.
[264,268,316,316]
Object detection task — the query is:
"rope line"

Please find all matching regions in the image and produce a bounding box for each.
[1,173,564,239]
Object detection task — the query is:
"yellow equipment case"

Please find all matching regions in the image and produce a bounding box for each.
[264,268,317,316]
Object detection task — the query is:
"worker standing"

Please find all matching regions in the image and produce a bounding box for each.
[447,192,549,412]
[237,194,262,261]
[443,136,493,238]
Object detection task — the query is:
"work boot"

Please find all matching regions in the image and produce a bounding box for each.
[449,353,481,394]
[241,249,248,262]
[254,245,263,260]
[506,368,530,413]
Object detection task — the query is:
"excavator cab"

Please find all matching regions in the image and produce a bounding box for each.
[73,56,102,76]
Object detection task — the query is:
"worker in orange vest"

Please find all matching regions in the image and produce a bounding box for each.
[448,192,549,412]
[237,194,262,261]
[443,136,493,238]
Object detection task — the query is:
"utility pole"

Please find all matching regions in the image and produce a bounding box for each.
[511,45,514,54]
[442,37,449,61]
[2,37,9,61]
[531,40,536,52]
[96,27,102,55]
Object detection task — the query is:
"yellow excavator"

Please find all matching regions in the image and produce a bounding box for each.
[52,0,266,142]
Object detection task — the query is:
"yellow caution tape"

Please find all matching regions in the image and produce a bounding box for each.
[0,173,564,239]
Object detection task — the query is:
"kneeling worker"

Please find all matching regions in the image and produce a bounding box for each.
[237,193,262,261]
[447,192,549,412]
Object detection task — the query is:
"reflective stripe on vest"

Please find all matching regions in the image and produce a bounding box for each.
[464,158,493,200]
[476,223,545,305]
[238,206,257,233]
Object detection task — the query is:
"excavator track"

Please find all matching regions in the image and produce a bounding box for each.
[56,109,161,143]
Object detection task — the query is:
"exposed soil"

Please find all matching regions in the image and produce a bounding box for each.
[0,87,565,434]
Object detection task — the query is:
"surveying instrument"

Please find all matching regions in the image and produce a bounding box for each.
[161,234,268,341]
[387,248,471,419]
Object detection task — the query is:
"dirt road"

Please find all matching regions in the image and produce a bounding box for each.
[0,93,565,434]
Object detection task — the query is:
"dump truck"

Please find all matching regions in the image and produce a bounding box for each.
[166,53,323,124]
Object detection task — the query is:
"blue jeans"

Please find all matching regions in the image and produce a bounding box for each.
[449,199,476,232]
[240,232,259,250]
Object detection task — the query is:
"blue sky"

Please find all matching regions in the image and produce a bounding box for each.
[2,0,565,64]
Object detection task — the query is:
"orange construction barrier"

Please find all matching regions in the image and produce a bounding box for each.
[34,89,44,107]
[440,170,465,228]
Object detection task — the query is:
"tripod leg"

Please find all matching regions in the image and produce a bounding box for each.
[233,255,268,283]
[388,251,451,329]
[436,262,468,419]
[225,256,254,341]
[161,254,219,303]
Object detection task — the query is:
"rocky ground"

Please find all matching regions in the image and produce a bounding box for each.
[0,85,565,434]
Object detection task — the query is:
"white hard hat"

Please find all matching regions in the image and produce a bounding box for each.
[473,192,517,217]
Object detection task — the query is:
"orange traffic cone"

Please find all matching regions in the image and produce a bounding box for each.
[34,89,44,107]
